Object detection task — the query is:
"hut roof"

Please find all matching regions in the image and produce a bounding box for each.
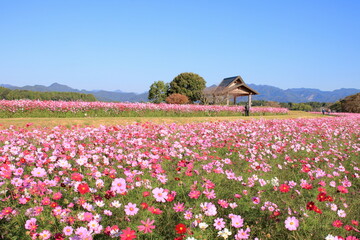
[213,76,259,96]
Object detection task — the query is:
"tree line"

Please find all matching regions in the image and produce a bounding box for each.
[148,72,359,113]
[0,87,97,101]
[148,72,206,104]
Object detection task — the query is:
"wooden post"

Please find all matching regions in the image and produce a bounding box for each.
[233,96,236,105]
[248,94,252,110]
[226,94,229,105]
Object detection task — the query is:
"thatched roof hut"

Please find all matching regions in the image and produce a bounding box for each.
[212,76,259,105]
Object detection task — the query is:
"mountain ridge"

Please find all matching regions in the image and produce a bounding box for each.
[1,83,359,103]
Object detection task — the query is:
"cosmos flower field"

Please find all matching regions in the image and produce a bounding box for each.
[0,100,288,118]
[0,113,359,239]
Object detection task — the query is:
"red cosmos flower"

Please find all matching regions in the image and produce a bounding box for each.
[302,183,313,190]
[167,193,175,202]
[2,207,12,215]
[77,197,87,205]
[337,185,349,193]
[50,202,58,208]
[71,173,83,182]
[317,192,327,202]
[140,202,148,209]
[351,220,359,226]
[66,216,75,224]
[301,165,311,173]
[306,201,315,210]
[344,225,353,231]
[273,210,281,217]
[148,206,163,215]
[77,183,90,195]
[332,220,343,228]
[105,190,115,199]
[143,191,150,197]
[54,233,65,240]
[120,227,136,240]
[325,195,334,202]
[313,206,322,214]
[318,187,327,193]
[279,184,290,193]
[175,223,187,234]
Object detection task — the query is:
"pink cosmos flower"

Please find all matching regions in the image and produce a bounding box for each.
[218,199,229,208]
[235,227,251,239]
[214,217,225,230]
[188,190,201,199]
[31,167,47,177]
[200,202,217,216]
[39,230,51,240]
[231,215,244,228]
[75,226,91,236]
[111,178,127,194]
[52,192,62,200]
[25,218,37,231]
[173,202,185,212]
[125,203,139,216]
[152,187,168,202]
[41,197,51,205]
[252,197,260,204]
[184,210,193,220]
[137,218,156,233]
[285,216,299,231]
[63,226,73,236]
[203,189,216,199]
[83,212,93,222]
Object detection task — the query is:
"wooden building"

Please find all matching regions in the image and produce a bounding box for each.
[212,76,259,106]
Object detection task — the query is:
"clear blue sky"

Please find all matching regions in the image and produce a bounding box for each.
[1,1,359,93]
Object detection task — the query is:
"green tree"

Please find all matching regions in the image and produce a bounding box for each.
[0,87,11,99]
[329,101,342,112]
[340,92,360,113]
[168,72,206,103]
[148,81,168,103]
[290,103,312,111]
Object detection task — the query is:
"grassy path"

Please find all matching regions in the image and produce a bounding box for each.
[0,111,329,128]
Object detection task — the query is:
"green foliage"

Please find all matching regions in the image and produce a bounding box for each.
[329,93,360,113]
[148,81,168,103]
[168,72,206,103]
[340,92,360,113]
[289,103,313,111]
[0,87,97,101]
[0,87,11,99]
[329,101,342,112]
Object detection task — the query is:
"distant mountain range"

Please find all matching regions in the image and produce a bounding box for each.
[0,83,149,102]
[1,82,359,103]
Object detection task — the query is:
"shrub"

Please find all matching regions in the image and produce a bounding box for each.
[165,93,189,104]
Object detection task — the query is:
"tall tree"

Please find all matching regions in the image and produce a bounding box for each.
[148,81,168,103]
[168,72,206,103]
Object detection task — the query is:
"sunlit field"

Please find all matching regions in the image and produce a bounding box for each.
[0,111,324,129]
[0,109,359,240]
